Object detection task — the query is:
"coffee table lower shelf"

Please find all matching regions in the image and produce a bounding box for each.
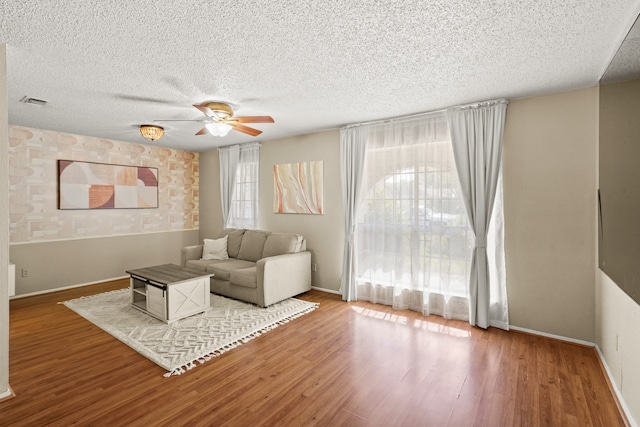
[127,264,213,324]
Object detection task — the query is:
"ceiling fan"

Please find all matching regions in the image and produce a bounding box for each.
[156,102,274,137]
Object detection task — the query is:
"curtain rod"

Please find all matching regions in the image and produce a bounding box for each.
[342,108,447,130]
[218,141,261,151]
[342,98,508,130]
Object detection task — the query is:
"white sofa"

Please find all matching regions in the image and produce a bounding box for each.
[181,229,311,307]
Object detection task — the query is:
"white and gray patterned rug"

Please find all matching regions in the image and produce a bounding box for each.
[62,289,318,376]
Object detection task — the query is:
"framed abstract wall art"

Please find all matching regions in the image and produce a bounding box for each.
[57,160,158,209]
[273,161,323,214]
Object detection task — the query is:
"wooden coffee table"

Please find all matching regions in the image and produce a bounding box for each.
[126,264,213,323]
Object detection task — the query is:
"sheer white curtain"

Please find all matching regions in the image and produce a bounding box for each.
[447,100,508,329]
[354,112,474,320]
[219,143,260,229]
[219,145,240,228]
[340,126,367,302]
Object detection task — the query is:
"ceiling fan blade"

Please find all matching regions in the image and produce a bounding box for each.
[154,119,208,122]
[193,104,216,117]
[195,127,208,136]
[229,123,262,137]
[228,116,274,124]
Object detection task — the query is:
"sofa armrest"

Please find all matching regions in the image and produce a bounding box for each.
[181,245,203,267]
[256,251,311,307]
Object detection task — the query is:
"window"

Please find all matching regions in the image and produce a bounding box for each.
[354,113,474,318]
[342,102,508,328]
[228,154,259,229]
[219,143,260,230]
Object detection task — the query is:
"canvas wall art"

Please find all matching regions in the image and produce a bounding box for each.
[273,161,323,214]
[58,160,158,209]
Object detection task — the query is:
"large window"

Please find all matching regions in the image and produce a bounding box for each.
[354,114,474,319]
[342,101,508,328]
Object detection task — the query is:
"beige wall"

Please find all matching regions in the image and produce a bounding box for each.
[10,230,199,296]
[259,130,343,291]
[198,149,223,240]
[503,87,598,342]
[596,78,640,424]
[1,43,10,398]
[198,130,344,291]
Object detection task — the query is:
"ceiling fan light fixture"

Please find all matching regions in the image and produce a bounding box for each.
[140,125,165,141]
[206,122,232,137]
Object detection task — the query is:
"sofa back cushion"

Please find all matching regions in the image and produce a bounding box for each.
[262,233,304,258]
[219,228,246,258]
[237,230,271,262]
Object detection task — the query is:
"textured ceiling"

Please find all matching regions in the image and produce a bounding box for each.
[2,1,640,152]
[602,13,640,83]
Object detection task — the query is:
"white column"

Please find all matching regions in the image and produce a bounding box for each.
[0,42,11,399]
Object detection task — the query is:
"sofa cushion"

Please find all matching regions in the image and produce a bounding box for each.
[202,236,229,260]
[237,230,270,262]
[262,233,303,258]
[205,259,256,281]
[219,229,246,259]
[230,267,257,289]
[186,258,227,272]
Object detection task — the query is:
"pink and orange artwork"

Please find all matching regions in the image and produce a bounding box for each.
[58,160,158,209]
[273,161,323,214]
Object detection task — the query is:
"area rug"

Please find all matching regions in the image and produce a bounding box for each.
[62,289,318,377]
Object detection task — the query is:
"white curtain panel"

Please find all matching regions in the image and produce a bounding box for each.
[488,172,508,329]
[447,100,509,330]
[339,126,367,301]
[353,112,474,321]
[218,144,240,228]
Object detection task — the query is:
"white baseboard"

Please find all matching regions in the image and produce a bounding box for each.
[509,325,636,427]
[9,275,129,300]
[509,325,595,347]
[594,345,638,427]
[310,286,341,295]
[0,386,14,401]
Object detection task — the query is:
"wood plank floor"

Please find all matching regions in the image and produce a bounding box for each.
[0,279,627,426]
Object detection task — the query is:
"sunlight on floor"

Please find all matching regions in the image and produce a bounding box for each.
[350,305,470,338]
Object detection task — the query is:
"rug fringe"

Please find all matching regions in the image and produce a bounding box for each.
[163,302,319,377]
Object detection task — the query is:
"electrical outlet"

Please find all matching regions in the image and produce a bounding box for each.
[21,269,29,278]
[312,263,317,272]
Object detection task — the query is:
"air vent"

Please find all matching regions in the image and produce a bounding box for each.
[19,96,48,106]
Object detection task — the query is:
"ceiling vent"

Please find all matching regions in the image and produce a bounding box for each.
[19,96,48,106]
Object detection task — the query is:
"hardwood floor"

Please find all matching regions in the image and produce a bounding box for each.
[1,279,628,426]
